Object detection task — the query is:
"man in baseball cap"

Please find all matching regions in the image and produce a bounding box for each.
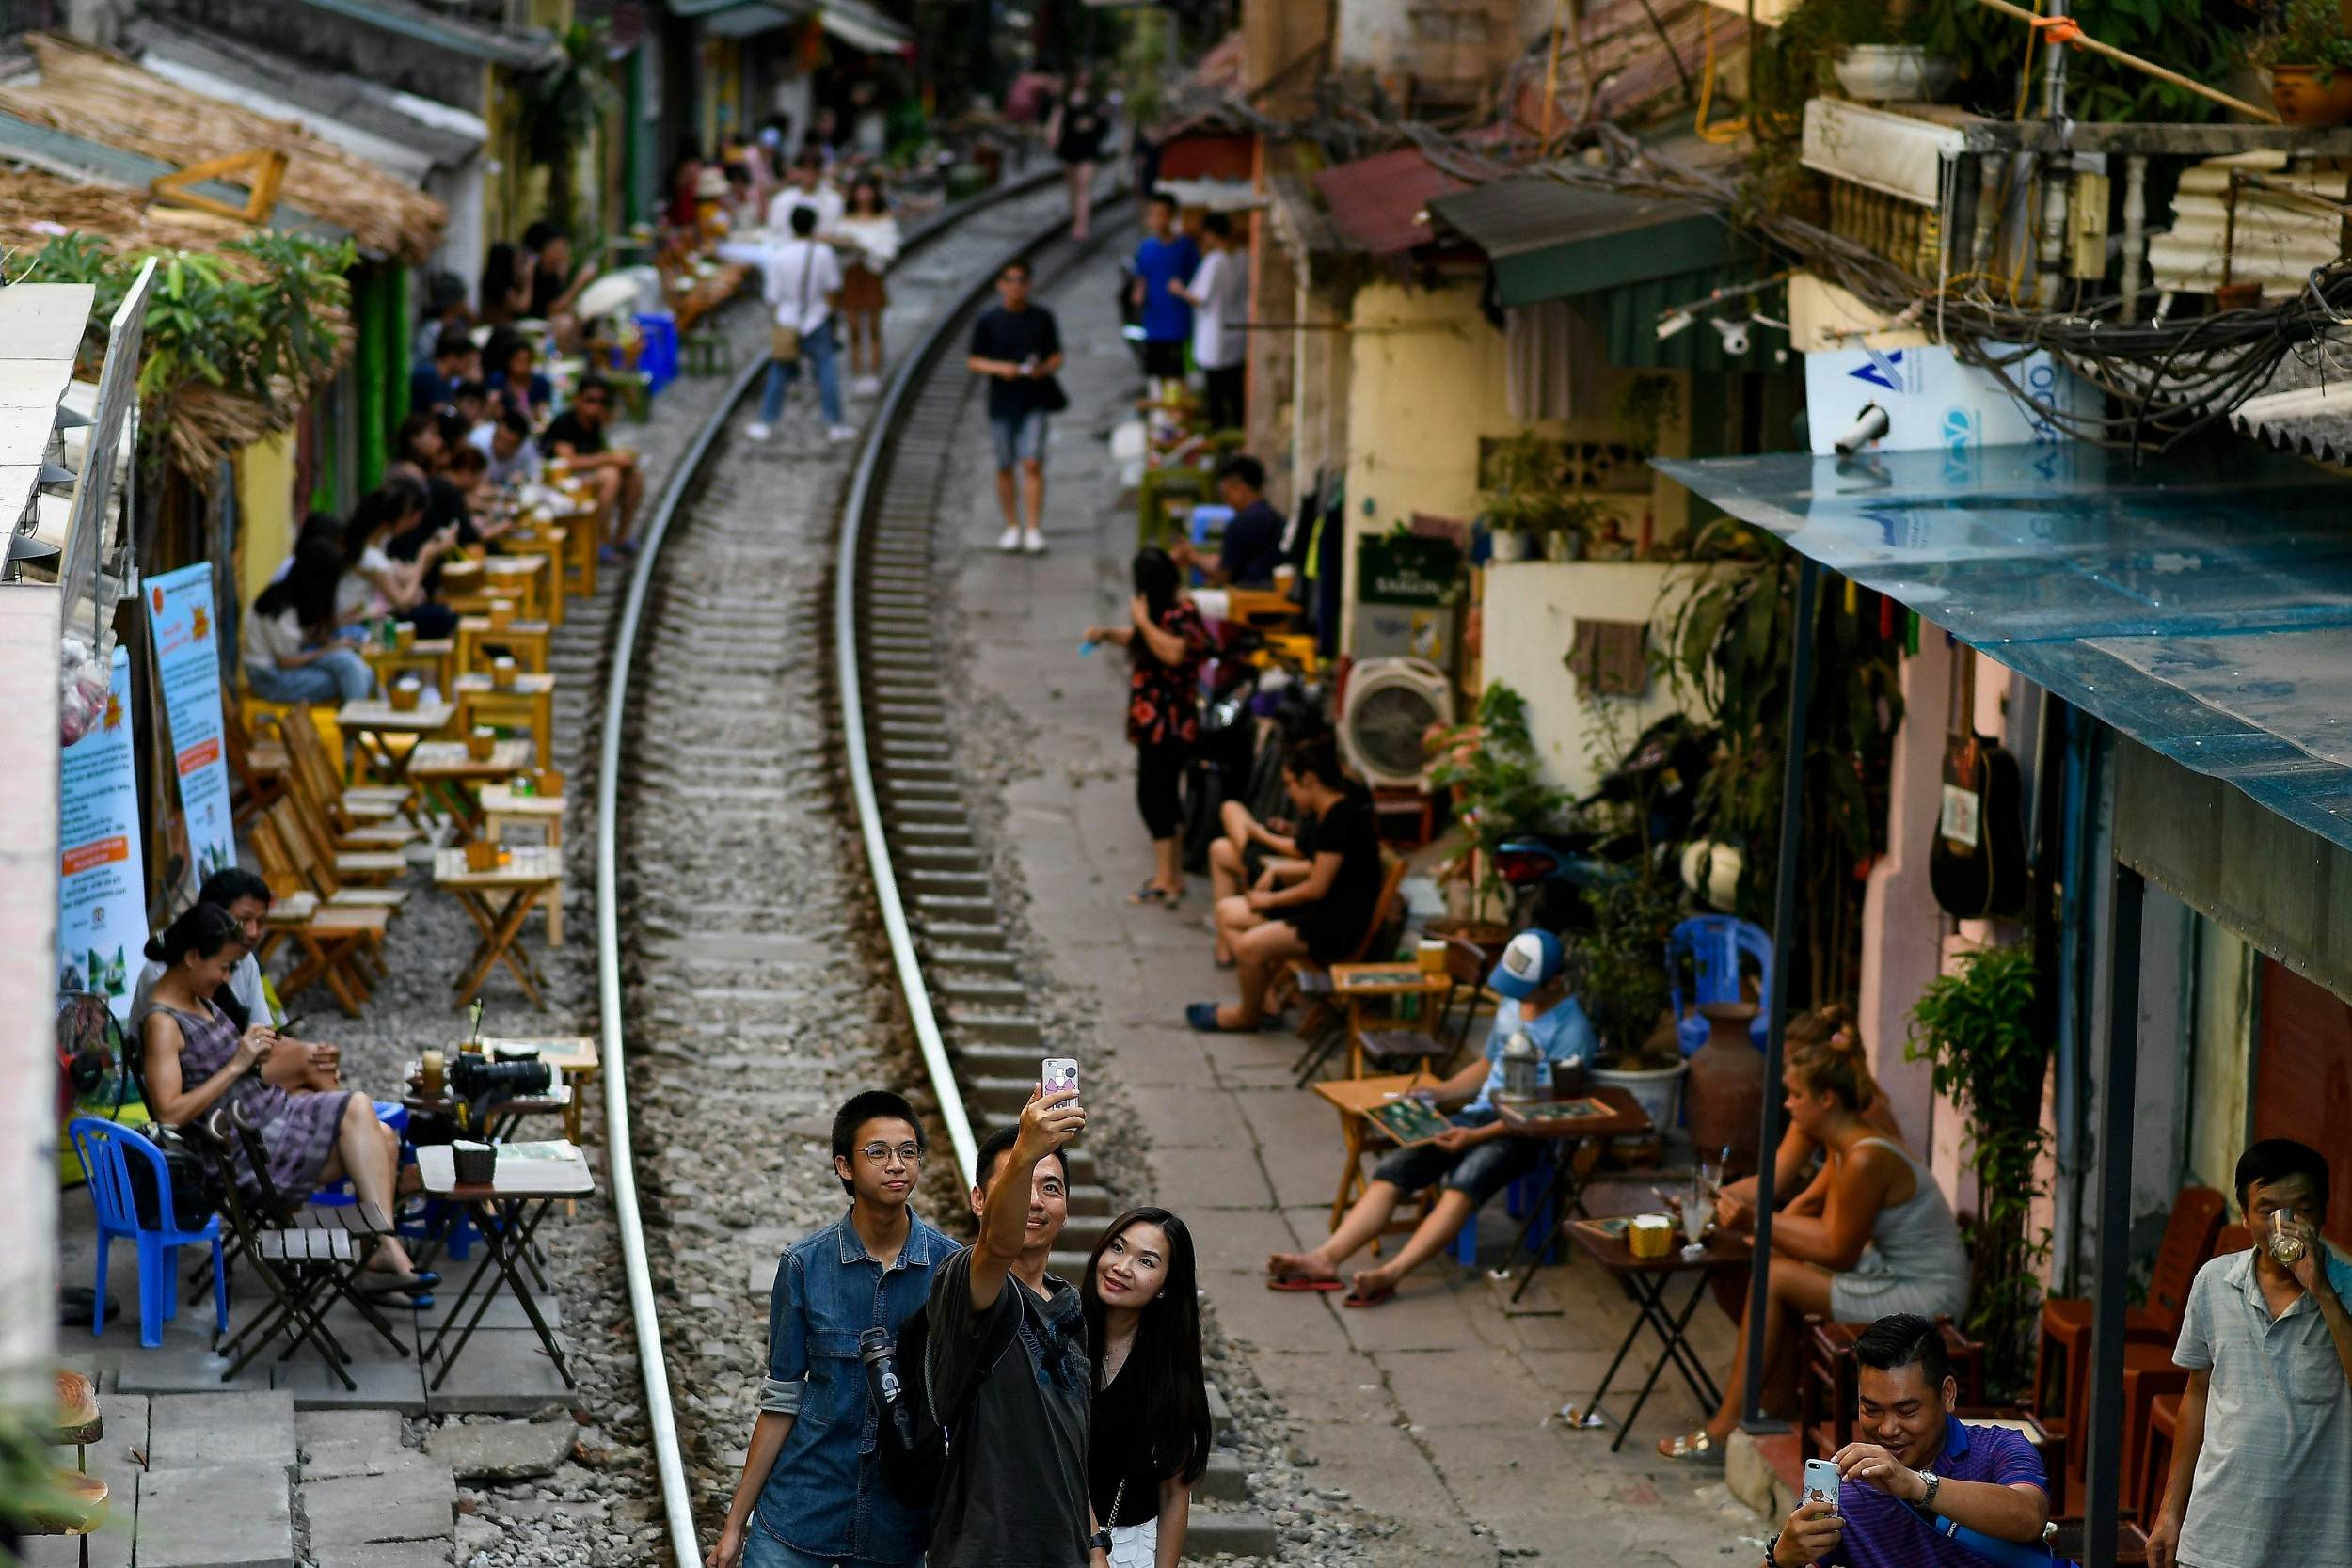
[1264,926,1595,1307]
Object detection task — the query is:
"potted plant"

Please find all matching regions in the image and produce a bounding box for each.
[1905,943,2049,1394]
[1577,865,1689,1134]
[2253,0,2352,126]
[1479,431,1595,564]
[1782,0,1957,103]
[1428,681,1567,943]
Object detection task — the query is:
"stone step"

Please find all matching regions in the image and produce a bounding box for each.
[885,801,965,827]
[1184,1510,1279,1558]
[1208,1382,1233,1442]
[924,919,1007,949]
[938,978,1028,1008]
[1200,1449,1249,1504]
[900,846,982,873]
[906,869,992,896]
[948,1011,1041,1045]
[930,945,1016,974]
[953,1042,1046,1077]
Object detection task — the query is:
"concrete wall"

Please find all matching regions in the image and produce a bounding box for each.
[0,588,61,1409]
[1332,0,1522,100]
[2185,915,2257,1196]
[234,430,298,616]
[1480,561,1715,800]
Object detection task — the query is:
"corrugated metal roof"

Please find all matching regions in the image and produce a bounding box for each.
[288,0,560,70]
[2231,346,2352,466]
[0,108,350,244]
[1312,149,1463,259]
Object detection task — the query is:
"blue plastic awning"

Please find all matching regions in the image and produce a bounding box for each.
[1651,443,2352,855]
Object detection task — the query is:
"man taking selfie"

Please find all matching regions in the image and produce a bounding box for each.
[2149,1138,2352,1568]
[707,1091,954,1568]
[925,1087,1096,1568]
[1772,1313,2050,1567]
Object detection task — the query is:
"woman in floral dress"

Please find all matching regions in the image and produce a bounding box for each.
[1085,547,1210,908]
[136,903,433,1302]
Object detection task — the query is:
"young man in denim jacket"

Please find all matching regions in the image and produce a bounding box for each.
[708,1091,958,1568]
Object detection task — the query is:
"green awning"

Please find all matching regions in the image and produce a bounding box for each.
[1429,175,1730,308]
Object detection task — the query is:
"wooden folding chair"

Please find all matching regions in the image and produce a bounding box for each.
[1289,852,1410,1083]
[265,798,412,900]
[278,706,418,847]
[223,693,290,829]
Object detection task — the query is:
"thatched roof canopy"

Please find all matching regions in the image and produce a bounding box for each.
[0,33,443,263]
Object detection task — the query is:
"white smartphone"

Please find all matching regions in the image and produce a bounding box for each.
[1803,1458,1840,1510]
[1041,1058,1081,1099]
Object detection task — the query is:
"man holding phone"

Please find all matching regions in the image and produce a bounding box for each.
[924,1083,1096,1568]
[1771,1313,2049,1567]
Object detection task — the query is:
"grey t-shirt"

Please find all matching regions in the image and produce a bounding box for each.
[2172,1246,2352,1568]
[924,1246,1091,1568]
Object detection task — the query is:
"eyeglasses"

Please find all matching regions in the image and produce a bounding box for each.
[859,1142,924,1167]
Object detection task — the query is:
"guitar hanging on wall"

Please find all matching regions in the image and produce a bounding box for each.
[1928,642,2027,920]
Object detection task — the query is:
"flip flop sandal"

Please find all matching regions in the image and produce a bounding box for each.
[1656,1431,1723,1464]
[1129,881,1170,905]
[1266,1276,1344,1292]
[1341,1284,1396,1309]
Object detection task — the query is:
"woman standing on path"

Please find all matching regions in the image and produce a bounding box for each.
[1085,548,1209,909]
[1046,74,1110,243]
[833,176,901,396]
[1084,1208,1213,1568]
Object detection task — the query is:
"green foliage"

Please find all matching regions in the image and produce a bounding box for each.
[1115,8,1174,132]
[1430,682,1568,920]
[522,22,618,232]
[0,1401,79,1539]
[1906,944,2050,1395]
[2251,0,2352,87]
[1479,431,1610,549]
[1660,523,1903,1006]
[24,231,356,411]
[1612,373,1682,456]
[1576,865,1686,1067]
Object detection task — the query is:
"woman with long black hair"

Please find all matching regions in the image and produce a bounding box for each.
[1082,1208,1212,1568]
[1084,548,1209,910]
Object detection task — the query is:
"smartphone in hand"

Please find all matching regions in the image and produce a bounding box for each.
[1803,1458,1840,1511]
[1041,1058,1080,1100]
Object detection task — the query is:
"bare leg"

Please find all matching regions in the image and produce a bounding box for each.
[322,1097,416,1275]
[994,467,1020,533]
[1020,456,1046,535]
[1207,838,1246,923]
[1268,1178,1409,1283]
[1686,1254,1832,1446]
[1222,918,1306,1028]
[262,1050,337,1094]
[1350,1188,1480,1295]
[616,464,644,542]
[590,467,622,544]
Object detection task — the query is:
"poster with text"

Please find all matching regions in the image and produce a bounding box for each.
[57,646,147,1021]
[145,562,235,890]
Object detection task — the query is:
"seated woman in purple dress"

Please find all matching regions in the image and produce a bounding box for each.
[135,903,433,1304]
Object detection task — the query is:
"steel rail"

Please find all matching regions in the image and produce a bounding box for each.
[832,191,1126,1190]
[594,163,1059,1568]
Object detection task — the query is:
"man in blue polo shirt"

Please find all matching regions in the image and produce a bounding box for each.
[1772,1313,2050,1568]
[1130,192,1199,401]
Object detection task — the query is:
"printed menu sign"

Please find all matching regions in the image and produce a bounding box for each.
[57,647,147,1021]
[145,562,235,887]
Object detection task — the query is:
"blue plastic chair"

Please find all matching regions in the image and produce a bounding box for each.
[1666,915,1772,1057]
[308,1101,411,1210]
[1451,1170,1557,1268]
[68,1117,228,1350]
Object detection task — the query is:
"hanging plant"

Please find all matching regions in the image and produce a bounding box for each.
[522,22,618,235]
[1906,942,2050,1396]
[1429,681,1568,922]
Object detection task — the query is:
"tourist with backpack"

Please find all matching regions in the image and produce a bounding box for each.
[924,1091,1095,1568]
[707,1091,955,1568]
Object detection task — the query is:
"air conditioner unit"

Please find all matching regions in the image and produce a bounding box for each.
[1340,657,1454,789]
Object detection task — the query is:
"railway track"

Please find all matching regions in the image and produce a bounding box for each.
[595,178,1270,1568]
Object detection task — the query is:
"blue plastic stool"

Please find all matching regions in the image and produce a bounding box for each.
[69,1117,229,1349]
[307,1101,412,1209]
[1667,915,1773,1058]
[634,312,679,393]
[1451,1170,1557,1267]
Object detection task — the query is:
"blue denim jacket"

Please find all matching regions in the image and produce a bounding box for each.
[754,1209,959,1566]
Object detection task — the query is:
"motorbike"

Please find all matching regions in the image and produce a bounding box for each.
[1493,714,1719,932]
[1180,628,1323,874]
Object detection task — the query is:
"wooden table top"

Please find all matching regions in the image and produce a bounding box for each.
[340,698,457,732]
[477,784,565,816]
[454,672,558,696]
[363,638,454,660]
[417,1140,595,1199]
[467,1035,598,1073]
[1565,1217,1752,1275]
[1329,962,1448,996]
[458,615,552,636]
[1311,1073,1431,1116]
[409,739,534,779]
[433,845,564,888]
[1494,1085,1652,1142]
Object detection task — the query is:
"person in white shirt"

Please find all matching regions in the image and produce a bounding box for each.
[1174,213,1248,433]
[832,176,902,397]
[469,407,543,488]
[764,150,845,238]
[752,205,851,443]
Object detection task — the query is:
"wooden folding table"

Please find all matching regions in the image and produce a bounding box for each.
[432,846,564,1008]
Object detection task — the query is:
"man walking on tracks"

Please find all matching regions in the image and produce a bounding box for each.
[708,1090,955,1568]
[967,259,1064,555]
[925,1089,1098,1568]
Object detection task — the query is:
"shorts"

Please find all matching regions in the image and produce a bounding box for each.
[1140,339,1186,378]
[1371,1110,1546,1204]
[989,409,1048,470]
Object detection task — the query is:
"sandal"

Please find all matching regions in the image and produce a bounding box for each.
[1655,1431,1723,1464]
[1342,1282,1395,1309]
[1129,881,1171,906]
[1266,1276,1344,1292]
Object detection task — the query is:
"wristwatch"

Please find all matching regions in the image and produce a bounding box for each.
[1090,1528,1114,1554]
[1918,1469,1941,1512]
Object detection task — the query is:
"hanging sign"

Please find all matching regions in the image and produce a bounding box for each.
[144,562,235,889]
[56,647,148,1022]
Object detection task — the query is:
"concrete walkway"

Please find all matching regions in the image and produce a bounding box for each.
[940,248,1762,1565]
